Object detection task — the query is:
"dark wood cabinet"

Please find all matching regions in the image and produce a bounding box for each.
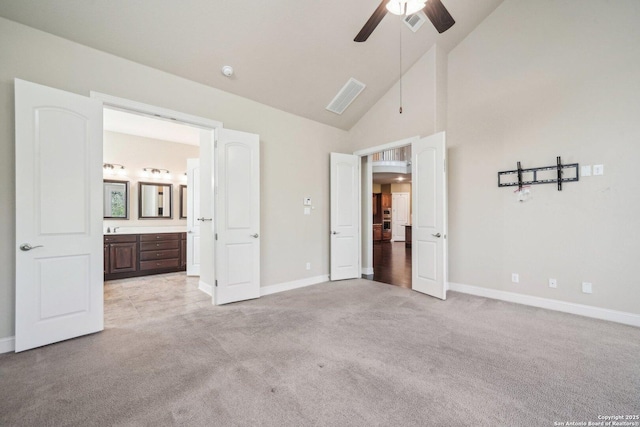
[104,232,186,281]
[373,224,382,242]
[382,229,391,241]
[381,193,391,210]
[139,233,182,272]
[181,235,187,268]
[405,225,412,248]
[109,242,138,273]
[104,234,137,276]
[103,245,109,275]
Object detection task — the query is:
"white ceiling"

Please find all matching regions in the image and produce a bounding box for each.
[104,108,201,145]
[0,0,503,130]
[373,172,411,185]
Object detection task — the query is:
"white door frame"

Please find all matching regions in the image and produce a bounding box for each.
[90,92,222,299]
[354,136,419,277]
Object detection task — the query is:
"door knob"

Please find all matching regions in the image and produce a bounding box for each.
[20,243,43,251]
[431,233,441,238]
[251,233,259,238]
[332,231,340,235]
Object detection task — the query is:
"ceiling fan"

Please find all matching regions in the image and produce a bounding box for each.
[354,0,455,42]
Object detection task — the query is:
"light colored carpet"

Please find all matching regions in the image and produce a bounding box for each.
[1,279,639,426]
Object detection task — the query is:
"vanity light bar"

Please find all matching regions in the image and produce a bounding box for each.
[103,163,126,176]
[142,167,171,180]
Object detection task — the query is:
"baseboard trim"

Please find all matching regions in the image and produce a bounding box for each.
[448,282,640,328]
[361,267,374,275]
[198,280,213,296]
[261,275,329,297]
[0,336,15,354]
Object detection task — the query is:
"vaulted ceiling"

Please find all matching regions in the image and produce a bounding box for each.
[0,0,503,130]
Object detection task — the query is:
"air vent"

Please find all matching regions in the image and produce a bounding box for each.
[404,11,427,32]
[326,78,366,115]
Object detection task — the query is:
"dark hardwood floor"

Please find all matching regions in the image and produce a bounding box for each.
[372,241,411,289]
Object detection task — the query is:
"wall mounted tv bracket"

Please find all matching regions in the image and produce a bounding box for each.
[498,156,579,191]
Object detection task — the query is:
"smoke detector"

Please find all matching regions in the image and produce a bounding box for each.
[221,65,234,77]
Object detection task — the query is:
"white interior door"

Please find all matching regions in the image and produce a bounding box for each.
[186,158,201,276]
[330,153,360,281]
[392,192,410,241]
[412,132,447,300]
[15,79,103,352]
[215,129,260,305]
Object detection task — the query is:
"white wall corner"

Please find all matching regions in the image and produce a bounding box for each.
[260,275,329,297]
[0,336,15,354]
[448,282,640,328]
[198,280,213,296]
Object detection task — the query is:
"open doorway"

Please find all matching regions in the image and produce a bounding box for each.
[14,80,261,352]
[370,146,412,288]
[101,107,210,328]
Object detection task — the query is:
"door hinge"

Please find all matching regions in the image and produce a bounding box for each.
[215,233,218,240]
[215,280,218,287]
[444,158,447,172]
[214,141,218,149]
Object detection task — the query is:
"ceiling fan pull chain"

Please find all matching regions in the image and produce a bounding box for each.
[399,21,403,114]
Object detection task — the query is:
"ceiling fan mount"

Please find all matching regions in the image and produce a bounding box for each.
[354,0,455,42]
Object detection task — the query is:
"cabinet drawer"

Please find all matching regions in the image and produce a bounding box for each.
[140,233,181,242]
[139,249,179,261]
[140,258,180,271]
[104,234,137,243]
[140,240,180,251]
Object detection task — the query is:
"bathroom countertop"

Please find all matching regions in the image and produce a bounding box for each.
[104,226,187,235]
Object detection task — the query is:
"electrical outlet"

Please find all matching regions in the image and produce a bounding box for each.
[511,273,519,283]
[549,278,557,288]
[306,262,311,270]
[593,165,604,176]
[582,282,593,294]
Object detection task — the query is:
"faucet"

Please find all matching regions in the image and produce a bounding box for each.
[113,227,119,233]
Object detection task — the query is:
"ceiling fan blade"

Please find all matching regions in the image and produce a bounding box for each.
[424,0,455,33]
[354,0,389,42]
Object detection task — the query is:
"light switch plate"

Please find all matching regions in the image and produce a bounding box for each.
[581,165,592,177]
[582,282,593,294]
[304,207,311,215]
[593,165,604,176]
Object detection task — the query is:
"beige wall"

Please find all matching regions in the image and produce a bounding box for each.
[349,45,446,152]
[447,0,640,314]
[103,131,199,227]
[390,183,411,193]
[0,17,349,340]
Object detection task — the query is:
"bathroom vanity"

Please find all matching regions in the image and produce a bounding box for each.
[104,231,186,280]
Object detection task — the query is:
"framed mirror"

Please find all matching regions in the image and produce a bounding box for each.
[103,180,129,219]
[138,182,173,219]
[179,185,187,219]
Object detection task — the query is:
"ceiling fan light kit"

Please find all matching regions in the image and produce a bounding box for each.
[354,0,455,42]
[386,0,427,16]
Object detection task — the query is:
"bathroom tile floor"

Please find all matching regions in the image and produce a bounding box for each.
[104,272,211,328]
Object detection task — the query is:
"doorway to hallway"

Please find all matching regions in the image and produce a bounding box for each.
[372,241,412,289]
